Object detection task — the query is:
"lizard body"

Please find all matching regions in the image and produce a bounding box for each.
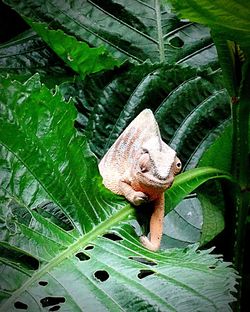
[99,109,181,251]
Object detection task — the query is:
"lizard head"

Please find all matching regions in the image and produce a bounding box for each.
[133,137,182,191]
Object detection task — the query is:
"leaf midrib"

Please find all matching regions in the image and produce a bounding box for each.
[155,0,165,62]
[1,203,134,309]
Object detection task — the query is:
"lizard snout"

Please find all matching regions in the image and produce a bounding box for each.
[165,176,174,188]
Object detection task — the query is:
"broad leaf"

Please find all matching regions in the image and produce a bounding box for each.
[26,20,122,78]
[165,167,235,212]
[198,191,225,246]
[4,0,218,65]
[0,29,73,86]
[162,197,203,248]
[0,74,237,311]
[58,79,95,130]
[199,123,232,172]
[183,119,231,246]
[186,119,231,170]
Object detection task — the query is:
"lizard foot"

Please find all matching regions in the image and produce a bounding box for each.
[131,192,148,206]
[140,235,160,251]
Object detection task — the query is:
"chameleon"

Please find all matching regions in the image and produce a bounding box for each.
[99,109,181,251]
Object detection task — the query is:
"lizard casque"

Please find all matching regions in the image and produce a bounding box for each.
[99,109,181,251]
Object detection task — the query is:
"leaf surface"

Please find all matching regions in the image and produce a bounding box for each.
[27,21,122,78]
[165,167,235,212]
[4,0,217,65]
[0,29,72,86]
[168,0,250,48]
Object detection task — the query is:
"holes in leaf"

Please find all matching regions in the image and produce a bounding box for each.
[38,281,48,286]
[103,233,123,241]
[209,265,216,270]
[137,269,155,279]
[129,256,157,266]
[40,297,65,308]
[0,245,39,271]
[94,270,109,282]
[84,245,94,250]
[49,306,60,311]
[75,252,90,261]
[14,301,28,310]
[23,255,39,270]
[169,36,184,48]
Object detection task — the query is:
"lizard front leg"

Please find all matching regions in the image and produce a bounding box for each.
[119,180,148,206]
[140,193,164,251]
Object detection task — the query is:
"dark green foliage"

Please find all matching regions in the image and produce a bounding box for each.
[4,0,218,65]
[1,1,245,311]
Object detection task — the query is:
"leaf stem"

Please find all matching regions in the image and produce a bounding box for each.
[231,59,250,271]
[155,0,165,62]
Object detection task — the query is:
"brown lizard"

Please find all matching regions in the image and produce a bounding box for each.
[99,109,181,251]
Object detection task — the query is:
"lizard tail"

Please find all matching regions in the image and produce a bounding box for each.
[140,193,165,251]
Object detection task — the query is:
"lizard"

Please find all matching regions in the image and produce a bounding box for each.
[99,109,182,251]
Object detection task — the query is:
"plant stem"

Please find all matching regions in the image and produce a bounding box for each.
[231,57,250,308]
[155,0,165,63]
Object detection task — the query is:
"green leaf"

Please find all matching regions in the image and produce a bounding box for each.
[27,20,122,78]
[195,121,233,246]
[0,29,73,87]
[0,74,237,311]
[0,74,123,235]
[162,197,203,248]
[199,123,232,172]
[165,167,236,212]
[58,79,95,131]
[168,0,250,48]
[186,119,231,170]
[4,0,218,65]
[198,192,225,246]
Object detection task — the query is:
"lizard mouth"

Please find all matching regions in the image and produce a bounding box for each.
[138,172,174,189]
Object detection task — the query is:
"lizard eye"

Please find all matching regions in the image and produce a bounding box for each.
[174,157,182,174]
[139,152,150,173]
[140,166,148,173]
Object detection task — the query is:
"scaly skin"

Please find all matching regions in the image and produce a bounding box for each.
[99,109,181,251]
